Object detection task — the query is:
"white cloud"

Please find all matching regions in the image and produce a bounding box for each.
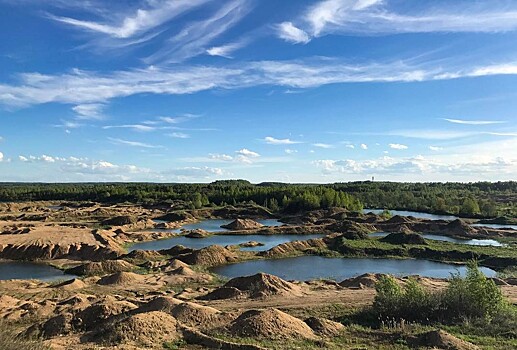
[18,155,28,162]
[312,143,334,149]
[40,154,55,163]
[236,148,260,157]
[169,132,190,139]
[108,137,163,148]
[313,137,517,180]
[443,118,505,125]
[360,143,368,150]
[61,159,149,176]
[206,39,249,58]
[145,0,252,63]
[385,129,479,140]
[72,103,105,120]
[389,143,408,150]
[345,144,355,149]
[290,0,517,42]
[429,146,443,151]
[56,120,83,129]
[4,59,517,108]
[103,124,156,132]
[0,151,3,162]
[285,149,298,154]
[209,153,234,161]
[264,136,301,145]
[49,0,210,39]
[277,22,310,44]
[158,115,198,124]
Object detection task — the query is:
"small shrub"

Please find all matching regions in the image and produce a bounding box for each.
[443,262,507,323]
[374,276,437,323]
[370,262,516,336]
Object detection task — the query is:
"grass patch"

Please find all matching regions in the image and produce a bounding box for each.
[0,321,50,350]
[335,236,517,268]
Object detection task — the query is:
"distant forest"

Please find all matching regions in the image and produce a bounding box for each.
[0,180,515,218]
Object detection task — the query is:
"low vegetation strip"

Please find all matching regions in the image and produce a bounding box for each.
[335,237,517,268]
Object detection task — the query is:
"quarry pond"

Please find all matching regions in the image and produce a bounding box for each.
[128,233,325,252]
[211,256,497,281]
[0,261,76,281]
[150,218,285,232]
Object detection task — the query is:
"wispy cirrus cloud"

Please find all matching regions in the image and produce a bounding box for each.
[278,0,517,44]
[145,0,252,63]
[277,21,310,44]
[3,59,517,108]
[312,143,334,149]
[443,118,506,125]
[103,124,156,132]
[108,137,163,148]
[72,103,105,120]
[206,36,252,58]
[168,132,190,139]
[49,0,210,39]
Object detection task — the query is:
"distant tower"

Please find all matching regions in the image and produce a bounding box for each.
[372,176,375,182]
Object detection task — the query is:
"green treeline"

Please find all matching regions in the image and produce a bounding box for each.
[331,181,516,218]
[0,181,362,213]
[0,180,514,217]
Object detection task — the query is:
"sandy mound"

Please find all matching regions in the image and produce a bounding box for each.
[239,241,265,248]
[101,215,137,226]
[52,278,86,291]
[168,266,196,276]
[222,273,303,298]
[444,219,477,237]
[180,245,238,267]
[157,211,194,222]
[167,259,190,270]
[380,232,427,245]
[125,249,164,261]
[96,311,179,346]
[221,218,264,230]
[97,271,144,286]
[230,308,316,340]
[171,302,228,329]
[198,287,244,300]
[66,260,135,276]
[57,294,94,309]
[304,317,345,337]
[0,294,20,309]
[73,298,138,331]
[137,296,183,314]
[185,229,211,238]
[386,215,413,224]
[339,273,382,289]
[411,330,480,350]
[262,237,328,257]
[329,221,372,239]
[36,312,74,338]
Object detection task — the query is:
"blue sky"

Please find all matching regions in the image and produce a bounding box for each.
[0,0,516,182]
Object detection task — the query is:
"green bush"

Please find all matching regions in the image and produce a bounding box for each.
[444,262,506,323]
[371,263,516,336]
[374,276,438,323]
